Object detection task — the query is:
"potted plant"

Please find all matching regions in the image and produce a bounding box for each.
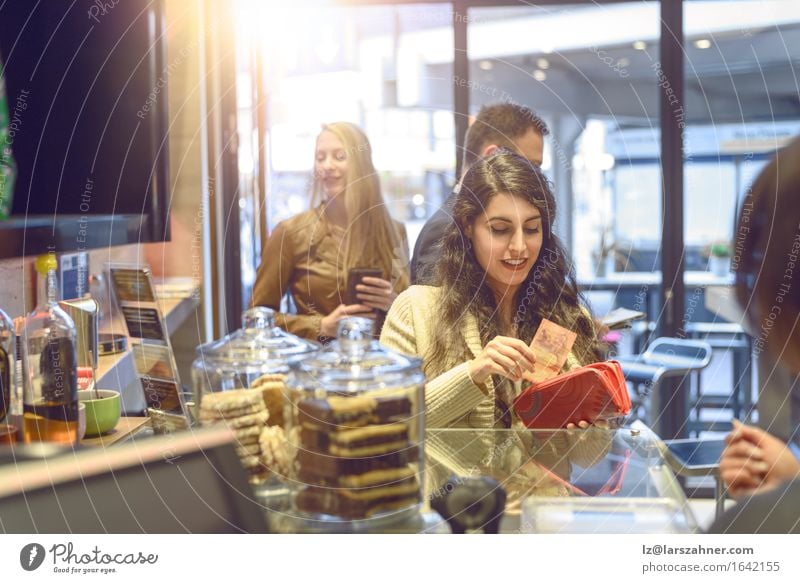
[708,241,732,277]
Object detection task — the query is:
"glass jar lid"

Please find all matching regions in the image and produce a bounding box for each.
[289,317,424,392]
[194,307,319,373]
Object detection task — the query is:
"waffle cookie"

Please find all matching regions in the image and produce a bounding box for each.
[200,388,263,412]
[251,373,287,427]
[200,389,270,482]
[259,425,296,479]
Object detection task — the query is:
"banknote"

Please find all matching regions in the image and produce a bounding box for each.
[523,319,577,383]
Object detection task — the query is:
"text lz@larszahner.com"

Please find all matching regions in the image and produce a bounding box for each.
[50,543,158,573]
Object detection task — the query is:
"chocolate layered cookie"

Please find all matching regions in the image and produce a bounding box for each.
[296,446,419,483]
[297,394,412,431]
[300,423,410,457]
[294,393,420,518]
[299,463,417,489]
[295,475,421,520]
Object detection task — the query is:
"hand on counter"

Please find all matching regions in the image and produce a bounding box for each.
[320,304,376,338]
[355,277,397,312]
[468,336,536,386]
[720,420,800,498]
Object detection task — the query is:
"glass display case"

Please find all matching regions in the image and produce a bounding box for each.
[283,317,425,526]
[192,307,320,484]
[425,423,697,533]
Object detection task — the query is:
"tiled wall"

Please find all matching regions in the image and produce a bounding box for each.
[0,245,142,319]
[0,255,33,319]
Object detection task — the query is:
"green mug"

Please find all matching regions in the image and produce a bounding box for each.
[79,390,121,437]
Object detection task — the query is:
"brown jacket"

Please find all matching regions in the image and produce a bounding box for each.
[251,206,409,340]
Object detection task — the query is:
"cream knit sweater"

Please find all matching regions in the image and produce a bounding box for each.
[380,285,581,428]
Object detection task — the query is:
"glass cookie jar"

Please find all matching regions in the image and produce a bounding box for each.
[192,307,319,483]
[285,317,425,523]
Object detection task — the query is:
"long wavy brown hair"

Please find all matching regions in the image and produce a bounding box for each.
[429,150,602,375]
[310,122,410,294]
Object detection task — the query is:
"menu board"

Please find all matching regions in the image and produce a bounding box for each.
[110,268,157,303]
[109,265,188,426]
[133,343,183,415]
[121,307,165,341]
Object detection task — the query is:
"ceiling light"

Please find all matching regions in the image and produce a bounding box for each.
[533,70,547,81]
[536,58,550,70]
[479,60,493,71]
[694,38,712,49]
[633,41,647,51]
[616,57,630,67]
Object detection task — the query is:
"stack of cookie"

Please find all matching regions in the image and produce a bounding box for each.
[259,425,296,480]
[199,389,270,483]
[251,373,287,427]
[294,394,421,519]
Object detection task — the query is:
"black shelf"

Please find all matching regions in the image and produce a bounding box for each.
[0,214,147,259]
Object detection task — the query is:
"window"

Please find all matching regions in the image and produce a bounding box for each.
[254,3,455,250]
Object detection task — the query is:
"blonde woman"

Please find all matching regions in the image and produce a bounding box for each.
[252,122,409,340]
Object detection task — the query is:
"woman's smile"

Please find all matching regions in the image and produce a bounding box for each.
[500,257,529,271]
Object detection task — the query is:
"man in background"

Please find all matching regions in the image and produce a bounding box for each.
[410,102,549,284]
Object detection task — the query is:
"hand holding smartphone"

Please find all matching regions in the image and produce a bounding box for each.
[346,268,384,306]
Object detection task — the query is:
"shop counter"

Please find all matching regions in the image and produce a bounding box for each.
[1,422,695,533]
[80,417,151,447]
[268,424,696,534]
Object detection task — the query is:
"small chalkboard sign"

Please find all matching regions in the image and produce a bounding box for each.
[110,267,156,303]
[121,306,165,341]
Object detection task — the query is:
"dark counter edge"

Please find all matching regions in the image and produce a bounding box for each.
[0,214,155,259]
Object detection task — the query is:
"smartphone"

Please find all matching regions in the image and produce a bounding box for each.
[346,268,383,305]
[663,438,726,472]
[601,307,647,330]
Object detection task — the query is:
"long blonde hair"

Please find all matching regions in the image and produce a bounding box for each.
[311,122,410,292]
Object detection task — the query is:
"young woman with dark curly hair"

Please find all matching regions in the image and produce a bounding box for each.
[381,150,603,428]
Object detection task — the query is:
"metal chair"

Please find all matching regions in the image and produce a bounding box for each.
[685,322,754,435]
[616,337,713,434]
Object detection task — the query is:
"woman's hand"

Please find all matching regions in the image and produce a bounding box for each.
[566,419,610,430]
[468,336,536,386]
[320,304,375,338]
[720,420,800,497]
[355,276,396,312]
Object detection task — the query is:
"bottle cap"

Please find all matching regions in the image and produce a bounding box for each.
[35,253,57,276]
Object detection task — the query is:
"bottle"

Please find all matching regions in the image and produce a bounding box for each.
[0,307,14,424]
[21,252,79,444]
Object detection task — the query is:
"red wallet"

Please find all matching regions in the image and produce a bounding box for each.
[513,361,631,429]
